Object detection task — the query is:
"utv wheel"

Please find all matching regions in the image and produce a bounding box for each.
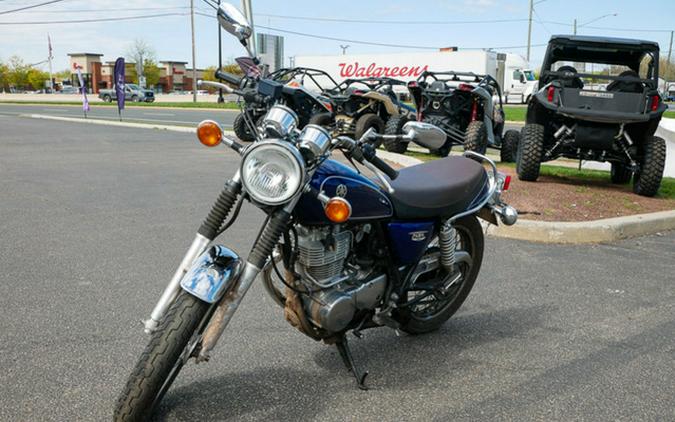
[102,94,112,103]
[430,144,452,157]
[383,115,410,153]
[464,121,488,154]
[395,216,484,334]
[233,112,256,142]
[610,162,632,184]
[354,113,385,142]
[517,123,544,181]
[633,136,666,197]
[308,112,334,129]
[114,291,210,422]
[500,129,520,163]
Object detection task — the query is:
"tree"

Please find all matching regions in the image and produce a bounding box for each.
[203,65,217,82]
[27,68,49,90]
[143,59,161,88]
[0,60,9,92]
[126,39,155,86]
[7,55,30,89]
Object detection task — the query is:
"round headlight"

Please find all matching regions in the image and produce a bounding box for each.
[241,141,305,205]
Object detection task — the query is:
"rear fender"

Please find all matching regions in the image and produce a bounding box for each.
[180,245,243,303]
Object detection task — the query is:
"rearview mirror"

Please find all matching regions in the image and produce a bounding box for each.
[402,122,446,150]
[218,4,252,43]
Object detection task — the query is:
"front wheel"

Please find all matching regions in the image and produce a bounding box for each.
[233,112,256,142]
[517,123,544,181]
[633,136,666,197]
[610,162,632,184]
[383,115,410,153]
[464,121,488,154]
[114,291,210,422]
[396,215,484,334]
[500,129,520,163]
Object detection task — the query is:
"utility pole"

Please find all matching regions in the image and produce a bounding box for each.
[47,34,54,93]
[526,0,533,62]
[241,0,256,57]
[340,45,350,55]
[573,18,577,35]
[190,0,197,103]
[217,0,224,103]
[667,30,674,80]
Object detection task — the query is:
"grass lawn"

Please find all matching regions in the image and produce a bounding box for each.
[0,100,240,110]
[502,107,674,121]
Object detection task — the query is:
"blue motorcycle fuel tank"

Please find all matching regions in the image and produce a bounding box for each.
[294,159,393,225]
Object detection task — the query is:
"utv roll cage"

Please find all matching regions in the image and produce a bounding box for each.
[414,71,504,107]
[268,67,340,93]
[332,77,408,95]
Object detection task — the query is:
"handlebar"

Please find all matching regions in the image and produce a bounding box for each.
[361,143,398,180]
[215,70,242,86]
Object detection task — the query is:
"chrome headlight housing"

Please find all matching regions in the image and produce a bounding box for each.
[240,141,305,205]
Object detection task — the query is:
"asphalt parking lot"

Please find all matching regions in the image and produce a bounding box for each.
[1,115,674,421]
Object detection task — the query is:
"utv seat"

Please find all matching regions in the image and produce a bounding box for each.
[606,70,643,93]
[556,66,584,89]
[389,156,488,219]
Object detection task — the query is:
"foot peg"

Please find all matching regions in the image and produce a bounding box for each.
[336,335,369,390]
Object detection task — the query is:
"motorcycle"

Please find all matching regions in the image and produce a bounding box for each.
[114,4,518,421]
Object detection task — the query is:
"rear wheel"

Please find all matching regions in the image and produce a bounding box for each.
[114,291,210,422]
[354,113,385,142]
[500,129,520,163]
[102,94,112,103]
[383,115,411,153]
[610,162,632,184]
[233,112,256,142]
[633,136,666,197]
[517,123,544,181]
[396,216,484,334]
[131,95,140,103]
[464,121,488,154]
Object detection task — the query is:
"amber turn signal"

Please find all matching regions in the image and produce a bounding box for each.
[324,197,352,223]
[197,120,223,147]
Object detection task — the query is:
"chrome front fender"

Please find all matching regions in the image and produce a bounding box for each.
[180,245,243,303]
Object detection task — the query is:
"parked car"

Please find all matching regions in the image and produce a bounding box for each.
[98,84,155,103]
[517,35,668,197]
[58,86,78,94]
[401,71,519,160]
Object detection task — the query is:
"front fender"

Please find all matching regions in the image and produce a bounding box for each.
[180,245,243,303]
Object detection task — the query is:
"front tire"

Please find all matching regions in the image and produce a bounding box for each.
[103,94,112,103]
[633,136,666,197]
[233,112,256,142]
[517,123,544,181]
[354,113,385,141]
[114,291,209,422]
[500,129,520,163]
[396,216,484,334]
[464,121,488,154]
[383,115,410,153]
[610,162,632,184]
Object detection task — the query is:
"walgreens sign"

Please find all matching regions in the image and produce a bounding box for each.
[338,61,429,79]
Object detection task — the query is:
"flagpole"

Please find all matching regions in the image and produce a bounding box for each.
[47,34,54,94]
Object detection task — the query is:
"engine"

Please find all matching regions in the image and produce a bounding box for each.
[294,225,386,333]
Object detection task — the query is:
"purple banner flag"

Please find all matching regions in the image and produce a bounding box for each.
[73,64,90,115]
[113,57,125,113]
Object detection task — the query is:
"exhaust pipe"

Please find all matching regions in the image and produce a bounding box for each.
[491,204,518,226]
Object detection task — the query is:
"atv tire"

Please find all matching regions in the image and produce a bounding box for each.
[633,136,666,197]
[233,112,256,142]
[383,115,411,153]
[610,162,632,184]
[308,112,334,129]
[464,121,488,154]
[500,129,520,163]
[517,123,544,181]
[354,113,385,141]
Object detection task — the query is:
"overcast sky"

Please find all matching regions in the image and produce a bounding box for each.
[0,0,673,72]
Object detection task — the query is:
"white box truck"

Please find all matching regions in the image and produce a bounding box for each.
[294,50,537,103]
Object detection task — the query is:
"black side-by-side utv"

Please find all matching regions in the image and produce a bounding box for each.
[518,35,668,197]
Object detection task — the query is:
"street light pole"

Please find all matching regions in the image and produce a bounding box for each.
[527,0,533,62]
[340,45,350,55]
[190,0,197,103]
[217,0,224,103]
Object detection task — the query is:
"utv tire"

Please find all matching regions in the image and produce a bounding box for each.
[464,121,488,154]
[517,123,544,181]
[308,112,334,129]
[610,163,632,184]
[383,115,411,153]
[233,112,256,142]
[114,291,210,422]
[633,136,666,197]
[354,113,385,142]
[430,144,452,157]
[396,216,484,335]
[500,129,520,163]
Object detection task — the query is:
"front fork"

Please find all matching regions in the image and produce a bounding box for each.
[143,173,243,333]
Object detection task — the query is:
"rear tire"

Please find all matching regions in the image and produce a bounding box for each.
[114,291,209,422]
[354,113,384,141]
[383,115,411,153]
[397,216,484,334]
[500,129,520,163]
[517,123,544,181]
[131,95,140,103]
[633,136,666,197]
[233,112,256,142]
[464,121,488,154]
[103,94,112,103]
[610,162,632,184]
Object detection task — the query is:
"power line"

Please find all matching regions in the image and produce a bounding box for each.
[15,6,193,13]
[542,20,672,33]
[254,13,528,25]
[0,0,70,15]
[0,12,188,24]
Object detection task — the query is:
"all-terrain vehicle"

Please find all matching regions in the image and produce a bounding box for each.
[399,71,520,159]
[517,35,668,197]
[311,77,415,144]
[225,60,337,141]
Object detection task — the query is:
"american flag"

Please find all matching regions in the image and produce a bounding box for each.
[48,34,53,60]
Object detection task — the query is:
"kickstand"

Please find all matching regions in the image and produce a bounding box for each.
[335,335,369,390]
